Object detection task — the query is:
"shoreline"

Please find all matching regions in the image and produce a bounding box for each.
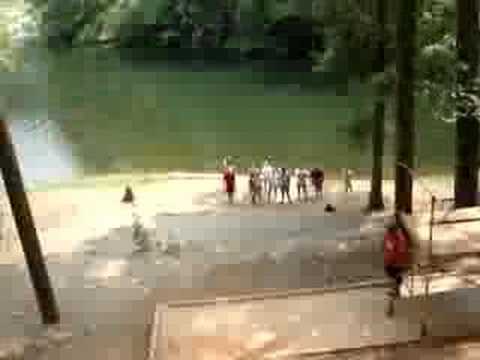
[26,168,456,191]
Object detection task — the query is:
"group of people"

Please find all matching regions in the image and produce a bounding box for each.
[222,156,325,205]
[224,155,412,317]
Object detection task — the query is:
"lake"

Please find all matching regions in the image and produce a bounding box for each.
[1,46,455,185]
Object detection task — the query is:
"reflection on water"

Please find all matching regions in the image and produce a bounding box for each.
[29,47,372,175]
[8,113,77,185]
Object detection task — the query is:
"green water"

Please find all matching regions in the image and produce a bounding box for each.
[4,46,455,182]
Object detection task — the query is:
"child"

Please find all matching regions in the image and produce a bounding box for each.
[249,168,262,205]
[121,185,135,204]
[280,167,292,204]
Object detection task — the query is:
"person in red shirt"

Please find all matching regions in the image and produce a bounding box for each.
[223,166,236,204]
[384,215,411,298]
[310,167,324,200]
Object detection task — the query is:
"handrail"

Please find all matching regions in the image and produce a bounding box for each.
[435,217,480,225]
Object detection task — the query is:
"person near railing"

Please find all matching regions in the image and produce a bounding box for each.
[384,213,412,299]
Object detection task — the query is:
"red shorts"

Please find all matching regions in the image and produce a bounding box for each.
[225,183,235,193]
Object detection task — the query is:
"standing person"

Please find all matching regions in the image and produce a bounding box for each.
[248,164,262,205]
[344,168,354,193]
[262,156,272,193]
[271,167,281,203]
[223,165,236,204]
[262,158,275,203]
[255,170,262,204]
[296,168,308,202]
[280,167,292,204]
[248,171,257,205]
[310,167,325,200]
[384,214,411,315]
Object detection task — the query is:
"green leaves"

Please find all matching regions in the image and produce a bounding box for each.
[0,3,23,72]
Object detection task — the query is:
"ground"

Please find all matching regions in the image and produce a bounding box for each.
[0,172,478,359]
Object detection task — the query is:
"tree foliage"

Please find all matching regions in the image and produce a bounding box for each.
[0,1,27,71]
[23,0,244,50]
[413,0,478,126]
[11,0,479,118]
[340,0,479,151]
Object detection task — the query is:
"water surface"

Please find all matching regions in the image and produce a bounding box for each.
[2,46,455,184]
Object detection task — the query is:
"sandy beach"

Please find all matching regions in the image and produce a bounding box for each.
[0,171,470,359]
[0,171,457,262]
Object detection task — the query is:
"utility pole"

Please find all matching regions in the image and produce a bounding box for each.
[0,117,59,324]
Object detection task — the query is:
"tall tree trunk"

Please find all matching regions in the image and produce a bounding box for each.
[251,0,269,43]
[394,0,416,214]
[454,0,479,208]
[368,0,386,211]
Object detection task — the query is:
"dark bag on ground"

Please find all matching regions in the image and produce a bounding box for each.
[324,204,336,213]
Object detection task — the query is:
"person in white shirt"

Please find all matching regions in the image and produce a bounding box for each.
[344,168,354,193]
[271,167,281,203]
[262,159,275,203]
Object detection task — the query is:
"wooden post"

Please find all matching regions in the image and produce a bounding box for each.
[428,196,436,262]
[0,118,59,324]
[421,195,436,337]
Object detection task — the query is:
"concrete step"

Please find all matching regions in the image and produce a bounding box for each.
[294,337,480,360]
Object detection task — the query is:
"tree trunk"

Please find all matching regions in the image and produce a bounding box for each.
[394,0,416,214]
[251,0,269,43]
[454,0,479,208]
[368,0,386,211]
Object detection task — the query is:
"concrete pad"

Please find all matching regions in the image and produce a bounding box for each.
[152,287,422,360]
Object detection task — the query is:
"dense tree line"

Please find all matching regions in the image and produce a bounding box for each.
[341,0,479,211]
[22,0,325,63]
